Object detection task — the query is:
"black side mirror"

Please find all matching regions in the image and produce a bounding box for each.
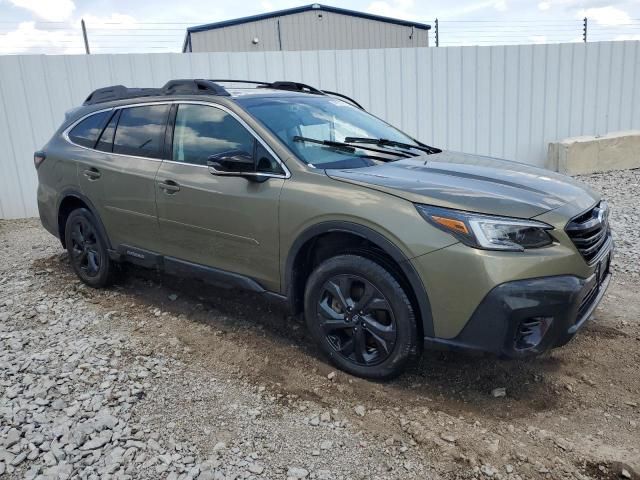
[207,150,265,182]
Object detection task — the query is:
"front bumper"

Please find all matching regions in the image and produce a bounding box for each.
[423,252,612,357]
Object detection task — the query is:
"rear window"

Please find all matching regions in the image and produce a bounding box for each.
[68,110,110,148]
[112,105,169,159]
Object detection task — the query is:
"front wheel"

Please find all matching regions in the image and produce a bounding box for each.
[304,255,418,380]
[64,208,116,288]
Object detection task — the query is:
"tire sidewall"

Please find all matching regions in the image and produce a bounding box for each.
[304,255,417,380]
[64,208,113,288]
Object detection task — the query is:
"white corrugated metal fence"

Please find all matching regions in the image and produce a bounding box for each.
[1,41,639,218]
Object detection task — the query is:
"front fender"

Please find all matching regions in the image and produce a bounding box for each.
[283,220,436,338]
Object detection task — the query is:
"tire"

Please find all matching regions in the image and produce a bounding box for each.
[304,254,418,380]
[64,208,116,288]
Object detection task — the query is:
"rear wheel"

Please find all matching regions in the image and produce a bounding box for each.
[304,254,418,379]
[64,208,116,288]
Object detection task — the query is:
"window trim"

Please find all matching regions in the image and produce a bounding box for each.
[67,108,112,149]
[62,100,291,179]
[111,103,171,160]
[170,103,284,177]
[95,109,121,153]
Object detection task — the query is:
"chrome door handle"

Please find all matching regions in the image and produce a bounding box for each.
[158,180,180,193]
[83,167,101,180]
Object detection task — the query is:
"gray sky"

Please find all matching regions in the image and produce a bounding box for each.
[1,0,639,53]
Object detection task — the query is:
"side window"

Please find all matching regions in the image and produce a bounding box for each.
[172,104,254,166]
[113,104,169,159]
[68,110,110,148]
[95,110,119,152]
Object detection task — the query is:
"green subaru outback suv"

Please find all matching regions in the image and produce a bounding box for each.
[36,79,612,379]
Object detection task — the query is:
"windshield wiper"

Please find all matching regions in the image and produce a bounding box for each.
[343,137,441,155]
[292,136,414,158]
[293,136,355,153]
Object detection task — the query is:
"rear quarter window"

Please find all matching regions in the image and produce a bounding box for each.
[68,110,110,148]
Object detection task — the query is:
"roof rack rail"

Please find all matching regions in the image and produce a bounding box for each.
[83,79,230,106]
[83,85,163,106]
[209,79,271,87]
[162,79,230,96]
[82,78,364,110]
[210,79,364,110]
[211,79,322,95]
[264,81,324,95]
[321,90,364,110]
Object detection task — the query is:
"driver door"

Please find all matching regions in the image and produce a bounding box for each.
[155,102,287,292]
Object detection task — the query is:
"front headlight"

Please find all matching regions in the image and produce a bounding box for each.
[416,205,554,251]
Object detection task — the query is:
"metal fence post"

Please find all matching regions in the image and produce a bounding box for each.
[583,17,588,43]
[435,18,439,47]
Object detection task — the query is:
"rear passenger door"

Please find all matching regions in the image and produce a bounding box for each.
[154,102,287,292]
[77,103,170,252]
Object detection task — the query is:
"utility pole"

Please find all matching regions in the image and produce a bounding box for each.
[81,19,91,54]
[435,18,439,47]
[582,17,588,43]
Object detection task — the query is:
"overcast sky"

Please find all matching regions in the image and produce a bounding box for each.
[1,0,639,54]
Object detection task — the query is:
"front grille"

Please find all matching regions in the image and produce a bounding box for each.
[565,201,610,264]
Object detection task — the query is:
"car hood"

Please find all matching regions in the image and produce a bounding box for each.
[325,151,600,219]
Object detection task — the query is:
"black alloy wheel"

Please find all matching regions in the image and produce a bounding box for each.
[317,274,397,366]
[69,216,102,278]
[304,254,418,379]
[64,208,116,288]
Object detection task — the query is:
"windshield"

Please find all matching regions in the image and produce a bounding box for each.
[237,95,424,169]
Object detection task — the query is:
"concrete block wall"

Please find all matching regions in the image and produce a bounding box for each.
[548,131,640,175]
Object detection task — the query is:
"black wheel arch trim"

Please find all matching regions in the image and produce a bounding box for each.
[284,221,435,337]
[57,189,113,250]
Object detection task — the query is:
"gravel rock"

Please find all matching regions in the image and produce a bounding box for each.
[3,428,21,448]
[10,451,27,466]
[80,436,110,450]
[212,441,226,451]
[440,433,456,443]
[481,464,496,477]
[319,440,333,450]
[287,466,310,479]
[354,405,366,416]
[491,387,506,398]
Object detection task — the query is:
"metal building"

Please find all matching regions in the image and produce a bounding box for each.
[182,4,430,53]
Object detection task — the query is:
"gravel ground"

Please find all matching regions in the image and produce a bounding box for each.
[1,169,639,480]
[575,169,640,278]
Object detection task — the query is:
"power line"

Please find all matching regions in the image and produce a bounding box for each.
[0,17,638,54]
